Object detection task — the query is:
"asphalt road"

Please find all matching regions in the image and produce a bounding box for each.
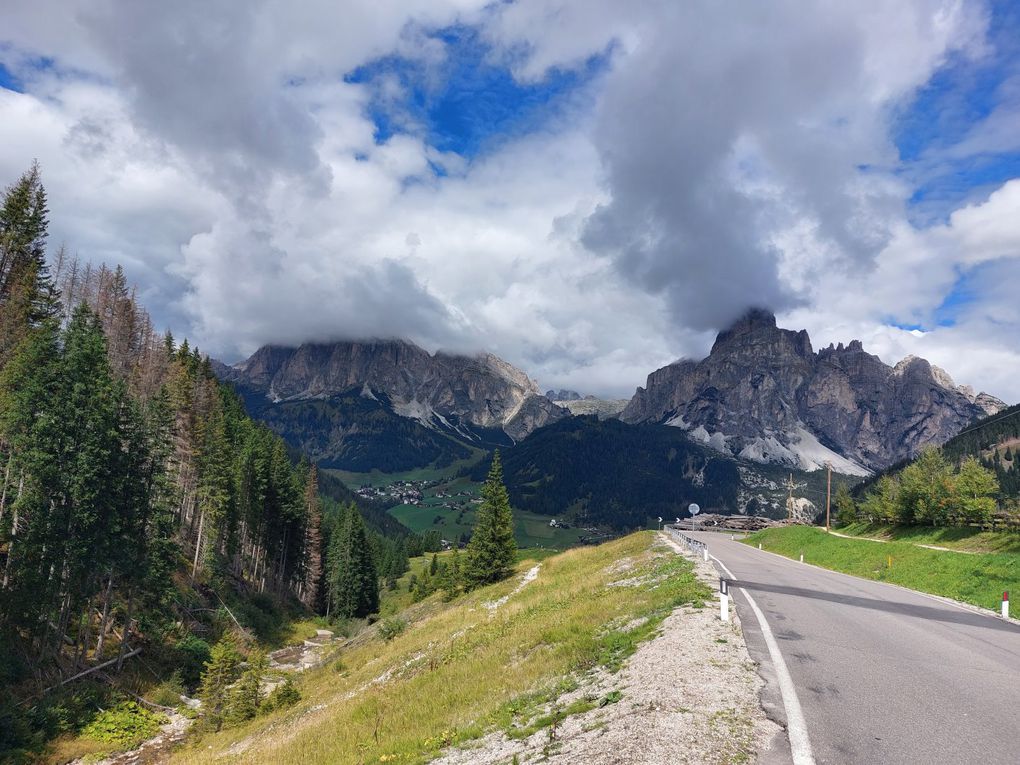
[686,531,1020,765]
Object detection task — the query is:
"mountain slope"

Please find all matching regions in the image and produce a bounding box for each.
[622,309,1005,473]
[468,416,851,528]
[858,402,1020,502]
[218,340,568,471]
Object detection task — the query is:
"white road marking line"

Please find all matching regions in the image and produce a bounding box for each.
[711,553,816,765]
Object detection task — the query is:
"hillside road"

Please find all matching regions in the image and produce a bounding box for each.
[687,531,1020,765]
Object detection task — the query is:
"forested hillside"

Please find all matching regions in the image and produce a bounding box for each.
[0,165,415,760]
[941,404,1020,499]
[231,383,477,472]
[469,416,743,529]
[840,404,1019,528]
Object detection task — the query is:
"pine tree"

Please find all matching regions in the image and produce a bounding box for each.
[199,638,242,730]
[0,162,58,368]
[226,648,267,725]
[327,504,378,619]
[833,483,857,526]
[0,319,62,630]
[193,393,232,581]
[464,451,517,589]
[299,465,323,611]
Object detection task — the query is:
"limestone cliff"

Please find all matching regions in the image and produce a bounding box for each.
[621,310,1005,473]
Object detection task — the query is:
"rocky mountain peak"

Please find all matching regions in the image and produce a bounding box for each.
[622,312,1006,473]
[219,338,566,441]
[710,308,813,359]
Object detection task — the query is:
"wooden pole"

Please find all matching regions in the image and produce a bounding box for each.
[825,462,832,532]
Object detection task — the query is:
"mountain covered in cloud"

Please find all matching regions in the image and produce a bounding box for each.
[621,309,1005,475]
[217,340,568,470]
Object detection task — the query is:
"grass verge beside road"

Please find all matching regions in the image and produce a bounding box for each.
[172,532,709,765]
[744,526,1020,614]
[836,522,1020,554]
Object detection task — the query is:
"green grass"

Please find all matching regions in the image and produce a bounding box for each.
[324,449,486,488]
[389,501,588,550]
[745,526,1020,613]
[837,522,1020,554]
[172,532,708,765]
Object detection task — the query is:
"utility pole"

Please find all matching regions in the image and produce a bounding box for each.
[825,461,832,532]
[785,473,795,522]
[784,473,806,523]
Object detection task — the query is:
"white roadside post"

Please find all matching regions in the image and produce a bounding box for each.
[720,578,730,622]
[1003,591,1010,619]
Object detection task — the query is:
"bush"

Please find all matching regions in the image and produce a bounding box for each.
[173,634,211,690]
[378,617,407,641]
[262,678,300,713]
[80,701,166,748]
[150,669,187,708]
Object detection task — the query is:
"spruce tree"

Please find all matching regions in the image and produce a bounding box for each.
[464,451,517,589]
[226,648,267,725]
[199,638,242,730]
[0,162,58,368]
[299,465,323,611]
[327,504,378,619]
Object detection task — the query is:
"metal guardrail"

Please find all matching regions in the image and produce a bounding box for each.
[664,524,707,555]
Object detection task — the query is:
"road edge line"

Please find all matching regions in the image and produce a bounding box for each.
[711,554,816,765]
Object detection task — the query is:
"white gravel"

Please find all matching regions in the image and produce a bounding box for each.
[483,564,542,615]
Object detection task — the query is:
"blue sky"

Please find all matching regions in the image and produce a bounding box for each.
[894,0,1020,224]
[346,24,608,164]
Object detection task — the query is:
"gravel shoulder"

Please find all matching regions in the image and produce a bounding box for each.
[435,534,781,765]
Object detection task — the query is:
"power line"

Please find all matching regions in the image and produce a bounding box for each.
[947,407,1020,443]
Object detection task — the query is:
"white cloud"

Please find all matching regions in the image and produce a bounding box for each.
[0,0,1017,403]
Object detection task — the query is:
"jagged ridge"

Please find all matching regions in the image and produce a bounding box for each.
[621,309,1006,473]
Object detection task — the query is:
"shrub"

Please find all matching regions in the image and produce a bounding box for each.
[80,701,166,748]
[262,678,300,713]
[173,634,211,690]
[150,669,187,708]
[378,617,407,641]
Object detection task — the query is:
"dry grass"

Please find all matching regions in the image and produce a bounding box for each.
[171,532,708,764]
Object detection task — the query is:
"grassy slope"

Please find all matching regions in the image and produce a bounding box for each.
[744,526,1020,613]
[173,532,709,765]
[837,522,1020,554]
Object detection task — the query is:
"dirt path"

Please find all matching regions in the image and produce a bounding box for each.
[828,529,979,554]
[436,535,781,765]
